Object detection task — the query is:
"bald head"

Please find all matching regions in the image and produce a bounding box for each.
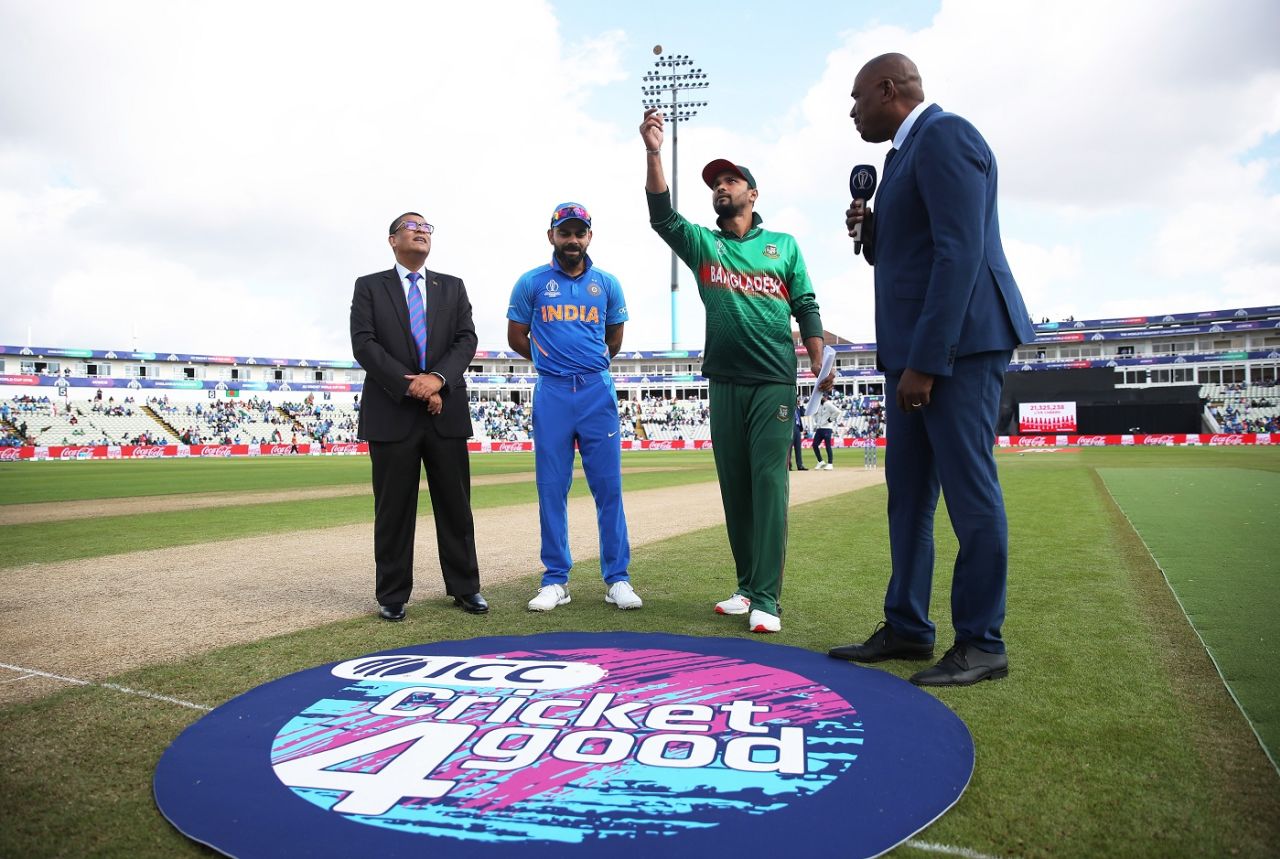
[849,53,926,144]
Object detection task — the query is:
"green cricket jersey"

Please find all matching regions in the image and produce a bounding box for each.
[647,190,823,385]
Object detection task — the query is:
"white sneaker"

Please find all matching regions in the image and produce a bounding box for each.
[749,609,781,633]
[824,462,835,470]
[528,584,570,611]
[605,580,643,610]
[715,594,751,615]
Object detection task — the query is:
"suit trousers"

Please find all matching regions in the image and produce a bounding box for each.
[709,380,795,616]
[883,350,1012,653]
[368,408,480,606]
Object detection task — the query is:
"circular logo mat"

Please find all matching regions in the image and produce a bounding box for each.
[155,633,973,857]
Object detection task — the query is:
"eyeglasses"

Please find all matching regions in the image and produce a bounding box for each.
[552,206,590,222]
[397,220,435,234]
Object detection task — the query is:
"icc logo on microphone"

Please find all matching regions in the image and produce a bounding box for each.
[852,169,875,191]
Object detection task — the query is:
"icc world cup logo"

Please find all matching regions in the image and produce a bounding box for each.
[852,169,874,191]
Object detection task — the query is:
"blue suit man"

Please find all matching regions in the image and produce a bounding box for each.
[828,54,1035,686]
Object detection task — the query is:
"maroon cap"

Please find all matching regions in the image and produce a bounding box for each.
[701,159,757,189]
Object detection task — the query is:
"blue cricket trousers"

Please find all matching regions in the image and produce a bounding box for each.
[532,371,631,586]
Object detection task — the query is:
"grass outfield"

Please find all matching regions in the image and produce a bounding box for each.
[1,447,1278,857]
[0,455,721,568]
[0,451,721,505]
[1099,466,1280,763]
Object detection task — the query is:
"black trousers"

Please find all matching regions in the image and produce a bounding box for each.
[812,428,834,463]
[368,414,480,606]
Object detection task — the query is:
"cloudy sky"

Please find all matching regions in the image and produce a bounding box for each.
[2,0,1277,360]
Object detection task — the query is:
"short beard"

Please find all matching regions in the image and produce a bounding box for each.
[713,198,740,218]
[554,248,583,268]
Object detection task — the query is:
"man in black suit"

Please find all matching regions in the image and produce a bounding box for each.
[350,212,487,620]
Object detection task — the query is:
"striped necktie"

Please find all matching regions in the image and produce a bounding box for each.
[406,272,427,370]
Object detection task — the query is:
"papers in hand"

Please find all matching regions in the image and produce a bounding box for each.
[806,346,836,416]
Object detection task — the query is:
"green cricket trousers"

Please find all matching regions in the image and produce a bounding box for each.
[708,380,795,616]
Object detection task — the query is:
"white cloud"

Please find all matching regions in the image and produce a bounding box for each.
[1,0,1277,361]
[738,0,1280,338]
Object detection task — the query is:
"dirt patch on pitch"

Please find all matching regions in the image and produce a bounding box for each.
[0,468,883,706]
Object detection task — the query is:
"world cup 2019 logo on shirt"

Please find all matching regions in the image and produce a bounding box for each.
[155,633,975,858]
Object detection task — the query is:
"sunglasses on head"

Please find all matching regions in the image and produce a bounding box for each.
[552,206,589,222]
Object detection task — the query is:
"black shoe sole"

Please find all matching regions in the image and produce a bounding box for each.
[454,602,489,615]
[828,649,935,664]
[378,613,404,622]
[911,667,1008,687]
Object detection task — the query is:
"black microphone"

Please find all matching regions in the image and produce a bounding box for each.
[848,164,877,255]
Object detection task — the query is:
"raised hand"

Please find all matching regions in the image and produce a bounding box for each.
[640,108,664,151]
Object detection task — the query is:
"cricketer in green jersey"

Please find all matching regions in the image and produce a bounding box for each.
[640,107,834,634]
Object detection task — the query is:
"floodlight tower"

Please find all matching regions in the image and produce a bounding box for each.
[641,46,709,351]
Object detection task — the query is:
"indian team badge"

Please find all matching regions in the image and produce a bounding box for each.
[588,283,602,296]
[777,404,790,421]
[764,243,779,259]
[155,633,975,858]
[545,280,561,298]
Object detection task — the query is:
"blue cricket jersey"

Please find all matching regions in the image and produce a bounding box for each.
[507,255,628,376]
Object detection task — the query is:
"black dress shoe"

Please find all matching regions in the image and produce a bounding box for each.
[378,603,405,622]
[910,643,1008,687]
[453,593,489,614]
[828,622,934,663]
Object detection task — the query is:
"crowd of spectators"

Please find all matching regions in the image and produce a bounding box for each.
[1208,383,1279,433]
[620,397,706,440]
[470,399,533,441]
[281,395,360,444]
[2,391,895,447]
[150,395,293,445]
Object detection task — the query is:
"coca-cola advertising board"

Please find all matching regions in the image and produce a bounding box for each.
[1018,401,1077,433]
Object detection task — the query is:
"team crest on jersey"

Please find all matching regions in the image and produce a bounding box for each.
[545,280,562,297]
[764,244,779,259]
[589,283,602,296]
[777,404,790,421]
[716,239,725,257]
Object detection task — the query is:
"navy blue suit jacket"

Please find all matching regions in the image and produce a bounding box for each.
[868,104,1035,375]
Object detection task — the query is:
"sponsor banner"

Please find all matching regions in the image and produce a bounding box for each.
[465,440,533,453]
[155,632,974,859]
[1018,401,1077,433]
[126,445,172,458]
[324,442,367,455]
[19,435,1272,461]
[998,434,1268,447]
[49,445,106,460]
[256,443,312,456]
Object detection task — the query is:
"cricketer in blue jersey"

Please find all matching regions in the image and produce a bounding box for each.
[507,202,642,612]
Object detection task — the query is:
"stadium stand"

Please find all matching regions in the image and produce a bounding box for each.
[152,396,298,445]
[2,303,1275,451]
[280,398,360,444]
[1204,384,1280,434]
